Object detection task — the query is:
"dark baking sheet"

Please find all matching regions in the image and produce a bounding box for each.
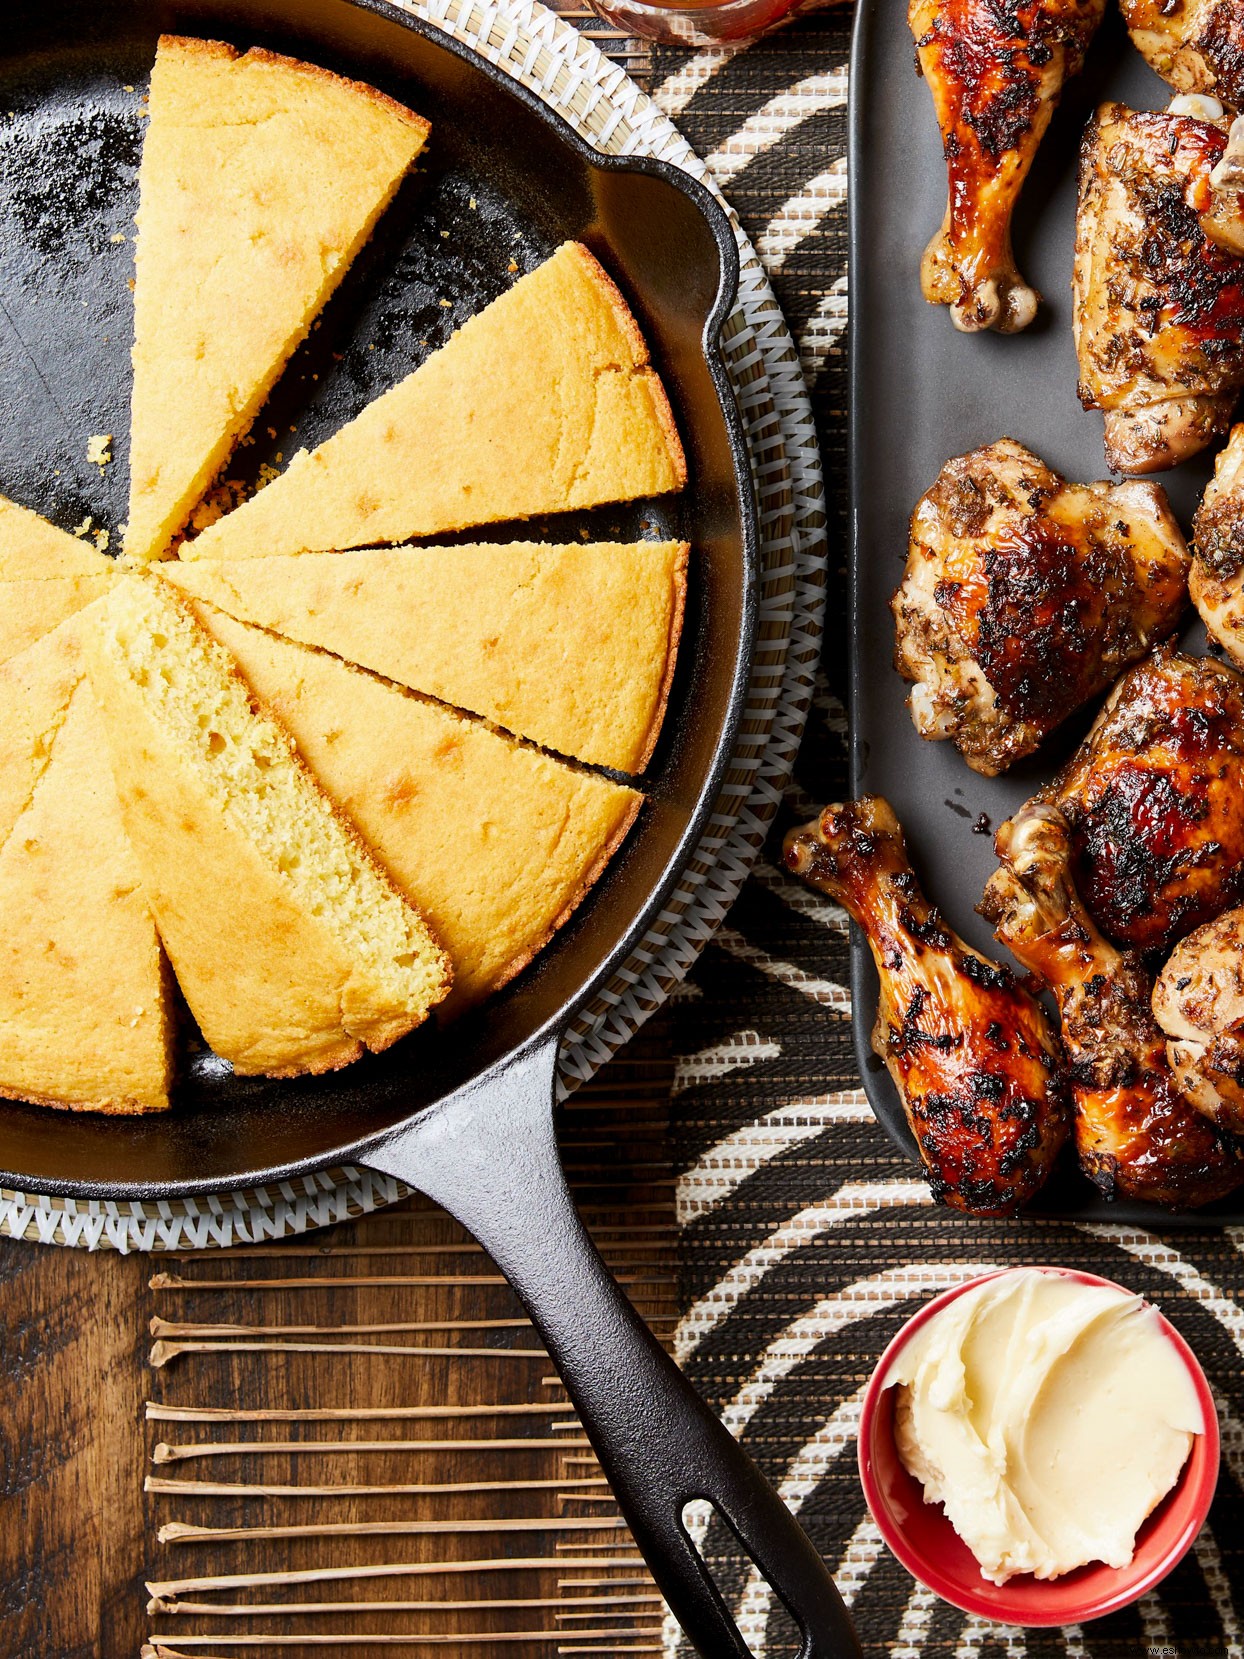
[847,0,1239,1222]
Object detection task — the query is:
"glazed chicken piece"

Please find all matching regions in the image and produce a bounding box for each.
[981,802,1244,1208]
[910,0,1106,333]
[1121,0,1244,111]
[1191,422,1244,661]
[1037,646,1244,953]
[1074,102,1244,472]
[893,439,1190,775]
[783,796,1068,1216]
[1154,907,1244,1136]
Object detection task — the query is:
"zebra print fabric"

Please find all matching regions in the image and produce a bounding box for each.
[650,13,1244,1655]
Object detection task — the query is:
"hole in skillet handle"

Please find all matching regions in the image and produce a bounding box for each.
[359,1034,863,1659]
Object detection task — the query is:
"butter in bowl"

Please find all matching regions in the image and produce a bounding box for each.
[857,1266,1220,1625]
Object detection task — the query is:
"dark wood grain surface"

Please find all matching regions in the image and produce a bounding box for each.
[0,1026,675,1659]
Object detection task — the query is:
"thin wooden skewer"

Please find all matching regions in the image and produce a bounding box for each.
[150,1593,662,1617]
[150,1272,669,1290]
[146,1476,609,1498]
[556,1578,651,1590]
[146,1403,577,1423]
[150,1340,550,1367]
[151,1317,532,1338]
[153,1439,590,1464]
[146,1633,653,1648]
[159,1518,631,1545]
[147,1559,648,1599]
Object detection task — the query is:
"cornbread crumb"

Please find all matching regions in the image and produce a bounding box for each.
[86,576,451,1076]
[87,434,113,470]
[124,35,430,563]
[187,243,686,561]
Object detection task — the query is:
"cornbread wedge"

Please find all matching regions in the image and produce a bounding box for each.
[0,679,175,1114]
[187,601,641,1011]
[164,540,689,772]
[87,577,451,1076]
[186,243,686,560]
[0,493,117,663]
[124,35,430,564]
[0,605,100,847]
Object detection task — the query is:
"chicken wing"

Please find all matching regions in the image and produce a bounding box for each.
[1074,102,1244,472]
[1191,421,1244,659]
[893,438,1190,775]
[981,801,1244,1207]
[911,0,1106,333]
[1036,646,1244,953]
[1121,0,1244,110]
[1154,907,1244,1135]
[784,796,1068,1216]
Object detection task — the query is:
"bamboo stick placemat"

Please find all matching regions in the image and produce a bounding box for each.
[4,4,1244,1658]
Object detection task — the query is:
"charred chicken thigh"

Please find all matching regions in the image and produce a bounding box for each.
[784,796,1068,1216]
[1191,422,1244,661]
[1074,102,1244,472]
[910,0,1106,333]
[1154,907,1244,1135]
[1038,647,1244,953]
[1121,0,1244,110]
[893,439,1190,775]
[981,802,1244,1208]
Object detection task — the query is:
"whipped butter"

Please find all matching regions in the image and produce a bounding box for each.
[886,1268,1203,1584]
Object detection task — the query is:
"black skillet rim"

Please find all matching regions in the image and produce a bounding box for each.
[0,0,762,1202]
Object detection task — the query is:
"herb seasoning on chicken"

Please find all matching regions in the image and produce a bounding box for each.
[892,439,1190,776]
[784,796,1068,1216]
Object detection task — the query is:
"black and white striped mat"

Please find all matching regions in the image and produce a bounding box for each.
[640,12,1244,1656]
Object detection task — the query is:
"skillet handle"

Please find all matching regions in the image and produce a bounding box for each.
[362,1034,861,1659]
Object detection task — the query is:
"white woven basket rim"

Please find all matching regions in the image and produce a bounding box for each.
[0,0,826,1251]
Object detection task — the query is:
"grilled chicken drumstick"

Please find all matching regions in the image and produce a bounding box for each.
[1074,101,1244,472]
[1121,0,1244,110]
[1191,422,1244,660]
[981,802,1244,1208]
[1038,646,1244,954]
[910,0,1106,333]
[1154,907,1244,1137]
[784,796,1068,1216]
[893,439,1190,775]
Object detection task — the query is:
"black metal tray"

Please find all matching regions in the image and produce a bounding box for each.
[847,0,1241,1223]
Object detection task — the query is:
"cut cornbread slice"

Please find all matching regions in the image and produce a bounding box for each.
[124,35,430,564]
[189,601,641,1012]
[87,577,451,1076]
[186,242,686,561]
[0,679,175,1114]
[163,540,689,771]
[0,493,118,662]
[0,605,99,848]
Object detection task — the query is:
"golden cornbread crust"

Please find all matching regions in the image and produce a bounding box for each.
[0,681,175,1114]
[125,35,430,563]
[180,597,643,1012]
[162,36,431,138]
[87,577,451,1078]
[185,243,688,560]
[163,540,690,773]
[631,540,689,775]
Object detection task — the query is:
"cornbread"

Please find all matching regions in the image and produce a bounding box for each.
[0,679,175,1114]
[164,540,689,771]
[188,601,641,1011]
[186,243,687,560]
[124,35,430,564]
[0,606,98,847]
[0,493,118,662]
[87,577,451,1076]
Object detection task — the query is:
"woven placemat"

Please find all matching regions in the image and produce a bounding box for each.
[0,0,825,1252]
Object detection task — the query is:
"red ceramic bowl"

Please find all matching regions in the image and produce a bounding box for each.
[858,1266,1220,1626]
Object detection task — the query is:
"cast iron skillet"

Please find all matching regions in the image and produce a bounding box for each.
[849,0,1244,1225]
[0,1,861,1652]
